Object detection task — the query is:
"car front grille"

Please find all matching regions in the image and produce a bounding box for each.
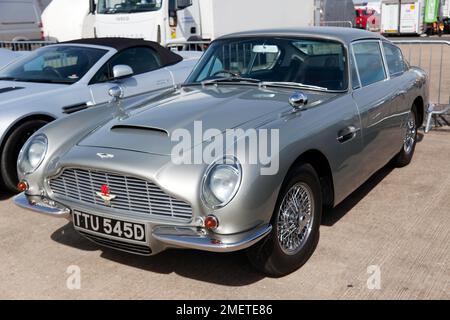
[48,168,193,221]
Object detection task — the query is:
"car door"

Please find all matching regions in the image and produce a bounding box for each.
[88,46,174,104]
[351,40,402,180]
[381,41,412,135]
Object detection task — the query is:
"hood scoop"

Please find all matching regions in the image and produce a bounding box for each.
[111,125,169,136]
[0,87,24,94]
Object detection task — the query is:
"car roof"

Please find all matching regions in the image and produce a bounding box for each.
[62,37,183,66]
[218,27,385,45]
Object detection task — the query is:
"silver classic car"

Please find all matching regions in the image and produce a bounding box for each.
[15,28,428,276]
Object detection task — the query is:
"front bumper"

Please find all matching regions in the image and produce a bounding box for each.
[14,193,272,255]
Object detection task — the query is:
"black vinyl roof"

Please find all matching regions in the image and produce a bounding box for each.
[62,38,183,66]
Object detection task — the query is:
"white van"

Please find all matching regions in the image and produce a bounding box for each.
[0,0,50,41]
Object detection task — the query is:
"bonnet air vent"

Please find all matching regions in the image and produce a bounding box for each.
[111,125,169,136]
[0,87,24,94]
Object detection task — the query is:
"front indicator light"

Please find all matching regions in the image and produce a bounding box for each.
[204,215,219,230]
[17,181,28,192]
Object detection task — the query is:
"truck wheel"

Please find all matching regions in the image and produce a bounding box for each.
[246,163,322,277]
[393,105,418,167]
[0,120,48,193]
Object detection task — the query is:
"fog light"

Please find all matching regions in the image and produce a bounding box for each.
[17,181,28,192]
[204,215,219,230]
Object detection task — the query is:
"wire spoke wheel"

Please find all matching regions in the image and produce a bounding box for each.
[276,182,314,255]
[404,111,417,154]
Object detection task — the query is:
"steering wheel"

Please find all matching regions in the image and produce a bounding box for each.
[43,66,63,79]
[212,70,240,77]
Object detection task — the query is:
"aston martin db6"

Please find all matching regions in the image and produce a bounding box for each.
[15,28,428,276]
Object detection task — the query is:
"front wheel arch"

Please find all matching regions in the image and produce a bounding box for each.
[285,149,335,208]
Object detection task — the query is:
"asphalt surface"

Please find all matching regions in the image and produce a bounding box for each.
[0,130,449,299]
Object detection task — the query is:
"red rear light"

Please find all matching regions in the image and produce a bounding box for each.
[38,22,44,40]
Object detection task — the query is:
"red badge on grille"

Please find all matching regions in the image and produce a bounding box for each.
[96,184,116,206]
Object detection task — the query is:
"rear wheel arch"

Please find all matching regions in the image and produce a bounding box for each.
[412,96,424,126]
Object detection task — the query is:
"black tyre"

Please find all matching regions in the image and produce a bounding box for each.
[246,163,322,277]
[393,105,418,168]
[0,120,48,193]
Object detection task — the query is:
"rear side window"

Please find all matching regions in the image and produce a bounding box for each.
[383,42,406,76]
[352,42,386,87]
[111,47,161,75]
[92,46,162,83]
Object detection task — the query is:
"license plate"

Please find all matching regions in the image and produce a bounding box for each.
[73,211,147,243]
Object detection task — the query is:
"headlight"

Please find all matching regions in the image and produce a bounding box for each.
[202,157,242,209]
[17,134,48,174]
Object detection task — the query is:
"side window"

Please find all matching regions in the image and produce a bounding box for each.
[352,42,386,87]
[110,46,162,75]
[383,42,406,77]
[91,46,162,83]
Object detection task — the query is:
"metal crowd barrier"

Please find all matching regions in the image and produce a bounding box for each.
[0,40,57,51]
[319,20,353,28]
[393,40,450,131]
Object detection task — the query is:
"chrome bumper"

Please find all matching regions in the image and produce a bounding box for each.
[152,224,272,253]
[14,192,272,254]
[14,193,71,219]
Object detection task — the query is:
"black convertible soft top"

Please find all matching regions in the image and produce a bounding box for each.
[63,38,183,67]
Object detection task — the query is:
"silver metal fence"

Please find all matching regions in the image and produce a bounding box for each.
[0,40,57,51]
[166,41,210,52]
[319,20,353,28]
[393,40,450,131]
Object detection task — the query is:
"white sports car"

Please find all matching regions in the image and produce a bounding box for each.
[0,38,200,192]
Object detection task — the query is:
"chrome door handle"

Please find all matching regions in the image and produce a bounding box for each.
[337,126,360,143]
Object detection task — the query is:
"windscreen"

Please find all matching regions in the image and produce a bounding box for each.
[97,0,163,14]
[186,37,348,91]
[0,46,107,84]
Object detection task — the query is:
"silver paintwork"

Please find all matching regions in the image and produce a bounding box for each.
[16,28,429,256]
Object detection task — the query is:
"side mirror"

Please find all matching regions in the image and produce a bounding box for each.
[108,85,124,101]
[177,0,193,10]
[112,64,133,80]
[289,92,308,110]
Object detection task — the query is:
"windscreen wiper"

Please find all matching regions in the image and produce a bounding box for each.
[260,81,330,92]
[0,77,18,81]
[201,77,262,86]
[10,78,73,84]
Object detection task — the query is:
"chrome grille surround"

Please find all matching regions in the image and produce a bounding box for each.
[47,168,193,221]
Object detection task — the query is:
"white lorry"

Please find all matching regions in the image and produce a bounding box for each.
[43,0,356,44]
[91,0,317,45]
[381,0,426,35]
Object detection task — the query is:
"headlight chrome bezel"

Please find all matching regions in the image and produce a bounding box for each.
[17,134,48,175]
[201,156,242,210]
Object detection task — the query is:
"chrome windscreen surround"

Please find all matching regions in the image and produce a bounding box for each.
[47,168,193,221]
